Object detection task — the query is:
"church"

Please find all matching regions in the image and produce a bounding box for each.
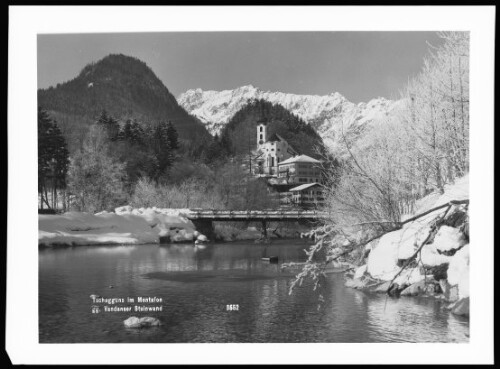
[254,120,298,176]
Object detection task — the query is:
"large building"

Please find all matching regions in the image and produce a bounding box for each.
[283,182,326,208]
[253,123,326,208]
[277,154,322,184]
[255,121,298,175]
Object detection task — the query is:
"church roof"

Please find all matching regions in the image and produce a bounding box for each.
[278,154,322,165]
[267,133,285,142]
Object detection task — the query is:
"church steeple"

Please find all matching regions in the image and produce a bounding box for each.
[257,119,267,147]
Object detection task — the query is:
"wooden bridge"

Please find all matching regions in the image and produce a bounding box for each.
[186,209,330,239]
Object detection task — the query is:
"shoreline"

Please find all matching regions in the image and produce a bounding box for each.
[38,235,311,249]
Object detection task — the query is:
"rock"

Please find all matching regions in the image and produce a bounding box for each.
[400,280,427,296]
[345,277,368,289]
[444,208,468,228]
[193,230,200,237]
[196,234,208,243]
[159,235,171,244]
[123,316,161,328]
[461,221,469,240]
[448,285,459,302]
[397,258,418,268]
[433,226,467,255]
[424,283,437,296]
[447,244,469,299]
[387,283,405,297]
[449,297,469,317]
[353,265,367,279]
[439,279,459,302]
[430,263,449,281]
[114,205,133,214]
[373,281,392,294]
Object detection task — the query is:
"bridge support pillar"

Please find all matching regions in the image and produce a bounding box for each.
[191,219,215,242]
[261,220,268,239]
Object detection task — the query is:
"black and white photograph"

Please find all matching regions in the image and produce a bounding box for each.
[6,5,494,365]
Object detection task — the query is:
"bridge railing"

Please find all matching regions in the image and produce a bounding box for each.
[186,209,329,219]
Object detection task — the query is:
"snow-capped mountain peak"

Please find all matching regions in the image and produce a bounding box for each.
[177,86,403,154]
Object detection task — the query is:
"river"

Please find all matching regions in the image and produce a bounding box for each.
[39,239,469,343]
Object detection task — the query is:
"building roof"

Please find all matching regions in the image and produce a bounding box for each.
[289,183,323,192]
[278,154,322,165]
[267,133,286,142]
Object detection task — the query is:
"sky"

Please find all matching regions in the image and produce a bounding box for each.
[38,32,443,103]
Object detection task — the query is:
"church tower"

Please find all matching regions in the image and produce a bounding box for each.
[257,120,267,148]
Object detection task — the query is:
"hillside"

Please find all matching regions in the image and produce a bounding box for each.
[220,99,325,159]
[38,54,211,151]
[178,85,405,155]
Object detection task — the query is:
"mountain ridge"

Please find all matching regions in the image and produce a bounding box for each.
[178,85,405,154]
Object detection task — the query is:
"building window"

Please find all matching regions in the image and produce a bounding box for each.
[260,134,263,140]
[260,126,263,132]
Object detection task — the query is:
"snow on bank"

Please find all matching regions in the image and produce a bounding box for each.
[39,206,199,246]
[447,244,470,298]
[360,174,469,294]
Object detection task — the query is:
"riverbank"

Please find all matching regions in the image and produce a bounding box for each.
[343,174,469,318]
[38,206,204,247]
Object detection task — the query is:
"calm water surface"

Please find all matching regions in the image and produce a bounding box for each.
[39,240,469,343]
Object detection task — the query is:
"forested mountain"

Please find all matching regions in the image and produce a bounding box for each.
[219,99,325,159]
[38,54,211,152]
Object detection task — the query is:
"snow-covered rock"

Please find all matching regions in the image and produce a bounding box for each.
[366,226,425,281]
[353,264,367,279]
[400,280,428,296]
[419,243,453,267]
[393,267,425,286]
[365,235,398,281]
[432,226,467,253]
[177,85,403,155]
[447,244,469,298]
[355,174,469,300]
[123,316,161,328]
[196,234,208,243]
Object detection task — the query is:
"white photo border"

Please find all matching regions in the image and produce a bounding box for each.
[7,5,495,365]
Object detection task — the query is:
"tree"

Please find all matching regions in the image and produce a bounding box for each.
[146,121,174,184]
[130,119,145,145]
[67,124,127,212]
[38,107,69,210]
[403,32,469,194]
[288,32,470,294]
[97,109,120,141]
[166,121,179,150]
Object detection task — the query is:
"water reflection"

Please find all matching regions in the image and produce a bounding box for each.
[39,241,469,343]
